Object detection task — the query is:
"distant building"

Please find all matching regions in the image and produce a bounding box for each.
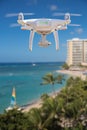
[67,38,87,66]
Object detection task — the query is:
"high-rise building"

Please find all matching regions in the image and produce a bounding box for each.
[67,38,87,66]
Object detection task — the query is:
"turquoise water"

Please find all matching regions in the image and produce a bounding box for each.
[0,62,67,113]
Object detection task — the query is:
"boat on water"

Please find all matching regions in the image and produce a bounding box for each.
[6,87,17,111]
[32,63,36,66]
[6,87,25,111]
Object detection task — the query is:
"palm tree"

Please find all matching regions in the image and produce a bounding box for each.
[28,108,48,130]
[41,93,49,101]
[66,76,74,87]
[40,73,64,95]
[62,62,69,70]
[40,96,62,129]
[66,76,83,88]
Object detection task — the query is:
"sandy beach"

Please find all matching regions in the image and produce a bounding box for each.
[56,70,86,80]
[22,99,42,112]
[22,90,61,112]
[22,69,87,112]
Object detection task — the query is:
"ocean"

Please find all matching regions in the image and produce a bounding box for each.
[0,62,67,113]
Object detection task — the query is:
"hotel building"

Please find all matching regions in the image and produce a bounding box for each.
[67,38,87,66]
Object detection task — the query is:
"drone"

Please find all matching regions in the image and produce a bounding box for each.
[17,12,80,51]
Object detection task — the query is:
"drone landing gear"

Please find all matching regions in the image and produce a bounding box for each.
[53,30,59,50]
[29,29,35,51]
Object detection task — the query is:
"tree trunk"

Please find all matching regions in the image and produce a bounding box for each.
[52,84,56,96]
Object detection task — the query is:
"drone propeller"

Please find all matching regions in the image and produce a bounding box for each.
[5,12,35,17]
[69,13,82,16]
[53,12,82,17]
[68,24,81,27]
[53,13,81,27]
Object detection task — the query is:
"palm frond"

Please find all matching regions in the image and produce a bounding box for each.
[28,108,42,125]
[42,77,51,82]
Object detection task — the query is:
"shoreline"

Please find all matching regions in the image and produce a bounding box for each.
[21,89,61,112]
[22,99,42,112]
[21,69,87,112]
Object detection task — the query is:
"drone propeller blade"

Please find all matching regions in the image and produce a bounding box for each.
[70,13,82,16]
[10,23,20,27]
[5,12,34,17]
[23,13,35,16]
[5,13,18,17]
[69,24,81,27]
[53,13,65,16]
[53,12,82,17]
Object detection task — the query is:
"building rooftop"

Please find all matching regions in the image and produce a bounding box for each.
[67,38,87,41]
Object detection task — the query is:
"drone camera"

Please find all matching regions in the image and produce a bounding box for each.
[38,41,51,47]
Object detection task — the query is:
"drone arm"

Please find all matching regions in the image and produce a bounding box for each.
[29,29,35,51]
[53,30,59,50]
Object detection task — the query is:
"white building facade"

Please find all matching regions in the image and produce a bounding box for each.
[67,38,87,66]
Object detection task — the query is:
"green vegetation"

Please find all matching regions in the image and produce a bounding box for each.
[40,73,64,95]
[0,109,29,130]
[1,74,87,130]
[62,63,69,70]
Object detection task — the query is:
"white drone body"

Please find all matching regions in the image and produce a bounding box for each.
[17,13,71,51]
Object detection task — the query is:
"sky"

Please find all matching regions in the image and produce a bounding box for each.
[0,0,87,63]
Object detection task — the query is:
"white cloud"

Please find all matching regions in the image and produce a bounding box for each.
[52,12,64,16]
[70,31,74,35]
[61,43,67,47]
[32,0,37,4]
[70,28,83,35]
[49,5,58,11]
[26,0,37,6]
[75,28,83,34]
